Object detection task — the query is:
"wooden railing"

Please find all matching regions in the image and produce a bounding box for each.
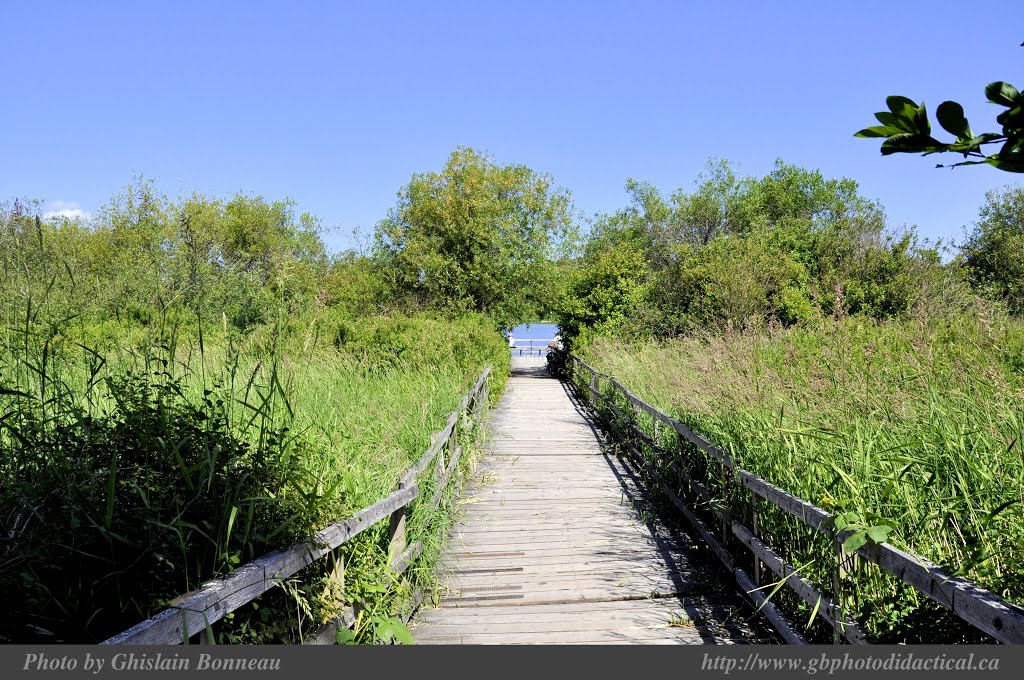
[569,354,1024,645]
[509,338,558,356]
[102,367,493,645]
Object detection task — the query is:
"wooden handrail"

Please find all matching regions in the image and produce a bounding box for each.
[103,366,493,645]
[568,354,1024,645]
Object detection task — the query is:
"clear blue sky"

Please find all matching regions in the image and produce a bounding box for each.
[2,1,1021,252]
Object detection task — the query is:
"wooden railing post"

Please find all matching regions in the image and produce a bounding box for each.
[751,491,762,588]
[387,503,407,575]
[833,536,857,644]
[720,461,729,546]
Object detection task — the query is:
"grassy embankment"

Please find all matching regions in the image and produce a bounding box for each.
[582,308,1024,642]
[0,312,509,643]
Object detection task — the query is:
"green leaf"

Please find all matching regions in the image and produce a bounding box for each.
[855,125,904,139]
[373,619,391,642]
[996,106,1024,129]
[880,133,948,155]
[334,629,356,645]
[390,619,416,645]
[806,595,823,630]
[936,101,971,139]
[951,132,1007,156]
[974,132,1006,144]
[374,616,416,645]
[981,499,1019,526]
[842,530,869,553]
[1000,137,1024,158]
[886,95,919,121]
[985,82,1020,107]
[0,386,33,398]
[914,101,931,135]
[865,525,892,543]
[874,111,911,131]
[985,156,1024,172]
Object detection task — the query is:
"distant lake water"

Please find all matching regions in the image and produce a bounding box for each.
[507,323,559,354]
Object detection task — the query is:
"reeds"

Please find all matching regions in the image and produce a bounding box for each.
[583,307,1024,641]
[0,296,508,642]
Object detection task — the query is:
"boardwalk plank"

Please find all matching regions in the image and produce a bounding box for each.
[411,356,764,645]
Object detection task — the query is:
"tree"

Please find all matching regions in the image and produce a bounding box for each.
[961,185,1024,313]
[556,220,651,341]
[558,160,940,341]
[373,147,572,329]
[855,82,1024,172]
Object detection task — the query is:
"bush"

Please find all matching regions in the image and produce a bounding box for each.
[0,372,305,642]
[962,185,1024,314]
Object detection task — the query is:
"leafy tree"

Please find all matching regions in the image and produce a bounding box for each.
[855,83,1024,172]
[665,158,746,248]
[320,251,389,318]
[2,181,332,337]
[374,147,572,329]
[560,160,947,342]
[961,185,1024,313]
[91,178,173,323]
[557,221,651,341]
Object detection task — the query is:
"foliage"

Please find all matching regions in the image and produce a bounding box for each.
[0,312,507,642]
[583,307,1024,641]
[0,365,302,642]
[374,147,573,329]
[0,179,511,642]
[0,180,329,335]
[960,185,1024,313]
[855,84,1024,172]
[557,220,652,343]
[556,160,953,342]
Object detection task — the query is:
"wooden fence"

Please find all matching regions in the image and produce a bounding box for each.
[102,367,493,645]
[509,338,558,356]
[569,355,1024,645]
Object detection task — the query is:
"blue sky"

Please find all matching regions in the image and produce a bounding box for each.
[1,1,1021,252]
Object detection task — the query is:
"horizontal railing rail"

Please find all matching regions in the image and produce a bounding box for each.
[568,354,1024,645]
[103,367,493,645]
[508,338,559,356]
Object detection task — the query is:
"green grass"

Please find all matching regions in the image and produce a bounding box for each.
[0,312,509,643]
[581,305,1024,642]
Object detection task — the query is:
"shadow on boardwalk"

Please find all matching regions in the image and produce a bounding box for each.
[410,356,778,644]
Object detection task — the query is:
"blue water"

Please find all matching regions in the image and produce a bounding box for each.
[507,323,560,354]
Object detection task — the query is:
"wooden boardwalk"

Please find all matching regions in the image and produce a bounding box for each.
[411,357,771,645]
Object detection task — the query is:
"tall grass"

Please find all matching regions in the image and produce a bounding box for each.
[0,309,509,643]
[583,305,1024,641]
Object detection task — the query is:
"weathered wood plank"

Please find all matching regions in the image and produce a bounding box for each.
[443,543,697,563]
[392,540,424,574]
[740,471,833,532]
[302,606,356,645]
[735,568,807,645]
[441,557,702,578]
[103,483,419,644]
[105,364,493,645]
[856,537,1024,644]
[412,357,759,645]
[412,608,741,634]
[414,627,745,645]
[732,522,865,644]
[416,595,736,621]
[439,584,711,607]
